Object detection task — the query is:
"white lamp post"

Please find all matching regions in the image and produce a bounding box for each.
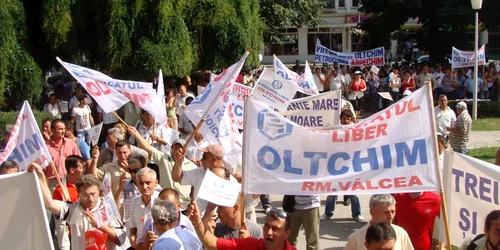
[471,0,483,120]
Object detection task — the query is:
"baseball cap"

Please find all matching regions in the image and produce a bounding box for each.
[456,101,467,110]
[172,139,186,147]
[354,71,362,75]
[200,144,224,160]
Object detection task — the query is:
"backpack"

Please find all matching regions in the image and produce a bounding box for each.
[466,234,485,250]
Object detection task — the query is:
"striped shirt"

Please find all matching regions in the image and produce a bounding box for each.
[294,195,321,210]
[449,111,472,152]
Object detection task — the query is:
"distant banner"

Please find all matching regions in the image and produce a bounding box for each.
[443,150,500,246]
[243,85,439,195]
[88,123,103,147]
[0,101,52,171]
[451,46,486,68]
[273,56,319,95]
[197,170,242,207]
[282,91,342,129]
[315,44,385,66]
[252,68,299,112]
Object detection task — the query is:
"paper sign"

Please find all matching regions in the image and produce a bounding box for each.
[88,123,103,147]
[389,72,398,81]
[378,92,393,101]
[251,68,299,112]
[197,169,242,207]
[100,172,112,195]
[370,65,380,75]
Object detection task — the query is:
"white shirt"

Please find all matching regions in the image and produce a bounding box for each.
[129,121,170,154]
[330,74,345,91]
[313,73,325,92]
[178,113,193,134]
[57,199,127,250]
[69,95,93,109]
[435,106,457,136]
[345,223,414,250]
[129,191,160,238]
[152,226,203,250]
[97,105,119,124]
[391,78,402,92]
[44,103,62,119]
[175,93,195,115]
[342,73,352,87]
[71,106,92,131]
[434,72,445,87]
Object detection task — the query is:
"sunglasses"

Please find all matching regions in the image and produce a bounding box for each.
[267,208,287,219]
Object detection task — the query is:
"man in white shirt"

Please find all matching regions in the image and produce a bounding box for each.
[330,69,346,93]
[176,83,195,116]
[313,67,326,93]
[345,194,414,250]
[435,94,456,137]
[69,85,93,110]
[185,123,209,165]
[129,167,160,249]
[44,93,62,119]
[178,96,195,136]
[71,95,94,145]
[341,66,352,98]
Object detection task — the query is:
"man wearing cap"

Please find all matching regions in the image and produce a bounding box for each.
[446,102,472,154]
[172,144,227,214]
[128,126,196,210]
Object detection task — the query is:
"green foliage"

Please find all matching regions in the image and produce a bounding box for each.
[471,118,500,131]
[0,0,43,108]
[260,0,325,43]
[468,147,498,164]
[360,0,474,64]
[0,110,54,137]
[41,0,75,50]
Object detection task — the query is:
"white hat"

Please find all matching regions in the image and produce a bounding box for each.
[403,90,412,96]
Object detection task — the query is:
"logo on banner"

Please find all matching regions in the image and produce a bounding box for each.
[272,80,283,90]
[257,110,293,140]
[213,182,225,189]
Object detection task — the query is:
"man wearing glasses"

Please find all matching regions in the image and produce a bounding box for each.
[188,201,296,250]
[28,162,127,250]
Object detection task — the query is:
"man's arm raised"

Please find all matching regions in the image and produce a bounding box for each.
[171,146,185,183]
[28,162,64,216]
[128,127,153,157]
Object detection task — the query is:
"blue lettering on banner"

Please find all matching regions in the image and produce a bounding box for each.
[256,139,428,176]
[451,168,500,205]
[8,132,44,164]
[234,104,243,117]
[459,207,478,235]
[257,110,293,140]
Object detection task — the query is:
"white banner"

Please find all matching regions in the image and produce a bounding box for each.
[282,91,342,129]
[228,83,252,130]
[315,44,385,66]
[273,56,319,95]
[243,85,439,195]
[0,173,54,250]
[451,46,486,68]
[94,192,121,228]
[184,52,249,163]
[196,169,242,207]
[443,150,500,246]
[252,68,299,112]
[378,92,393,101]
[57,58,130,113]
[88,123,103,147]
[0,101,52,171]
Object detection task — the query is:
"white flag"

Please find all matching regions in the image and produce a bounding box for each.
[252,68,299,112]
[0,101,52,171]
[197,169,242,207]
[273,55,319,95]
[88,123,103,147]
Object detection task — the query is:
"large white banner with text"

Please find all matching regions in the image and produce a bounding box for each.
[282,91,342,129]
[443,150,500,247]
[243,85,439,195]
[315,44,385,66]
[451,46,486,68]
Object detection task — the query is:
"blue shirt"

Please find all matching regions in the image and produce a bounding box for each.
[76,137,90,160]
[465,77,483,94]
[152,226,202,250]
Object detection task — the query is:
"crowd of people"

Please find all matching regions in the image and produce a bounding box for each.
[0,60,499,250]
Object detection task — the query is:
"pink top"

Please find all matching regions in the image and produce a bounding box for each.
[45,138,81,179]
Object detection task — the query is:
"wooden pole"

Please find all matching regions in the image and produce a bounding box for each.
[112,111,127,126]
[50,162,69,201]
[183,119,205,152]
[240,192,245,226]
[426,84,452,250]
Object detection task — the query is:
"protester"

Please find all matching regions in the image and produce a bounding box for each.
[287,195,320,250]
[460,210,500,250]
[45,119,81,192]
[349,71,367,118]
[329,68,346,93]
[150,200,203,250]
[166,88,178,131]
[64,121,92,167]
[435,95,456,138]
[178,96,195,136]
[176,83,195,116]
[129,126,196,210]
[389,69,402,103]
[188,201,296,250]
[42,118,53,142]
[447,101,472,154]
[28,162,127,250]
[44,93,62,119]
[313,67,326,93]
[71,95,94,145]
[392,192,441,250]
[401,70,416,93]
[129,110,170,155]
[0,160,19,175]
[185,122,209,164]
[97,128,148,167]
[366,69,381,114]
[345,194,414,250]
[136,188,195,250]
[129,167,160,249]
[416,64,437,89]
[69,85,93,110]
[365,222,397,250]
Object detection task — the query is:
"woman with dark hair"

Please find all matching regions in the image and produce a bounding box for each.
[349,71,367,118]
[166,88,178,130]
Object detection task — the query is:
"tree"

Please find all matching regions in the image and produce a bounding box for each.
[259,0,325,43]
[0,0,43,109]
[360,0,475,64]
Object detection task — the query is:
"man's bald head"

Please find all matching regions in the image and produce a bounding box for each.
[210,166,230,180]
[159,188,181,208]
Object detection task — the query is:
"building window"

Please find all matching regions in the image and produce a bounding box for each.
[338,0,346,8]
[264,28,299,56]
[308,28,343,55]
[352,34,370,52]
[352,0,359,7]
[324,0,335,9]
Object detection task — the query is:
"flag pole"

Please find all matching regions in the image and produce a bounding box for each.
[426,84,452,250]
[112,111,128,127]
[183,49,252,152]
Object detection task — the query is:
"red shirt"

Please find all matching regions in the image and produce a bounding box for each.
[217,238,296,250]
[53,182,79,202]
[392,192,441,250]
[45,138,81,179]
[401,78,415,93]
